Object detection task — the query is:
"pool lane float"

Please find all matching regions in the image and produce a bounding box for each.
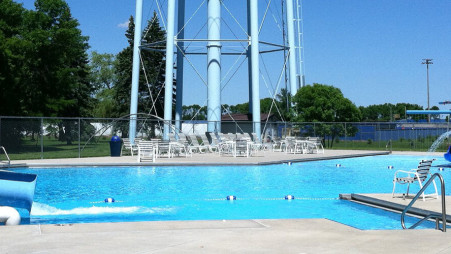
[104,198,115,203]
[0,206,20,226]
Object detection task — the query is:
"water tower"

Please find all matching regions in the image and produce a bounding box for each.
[128,0,303,142]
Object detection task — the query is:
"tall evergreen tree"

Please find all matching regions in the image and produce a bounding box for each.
[113,12,171,119]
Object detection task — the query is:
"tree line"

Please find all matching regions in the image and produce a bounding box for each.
[182,86,429,123]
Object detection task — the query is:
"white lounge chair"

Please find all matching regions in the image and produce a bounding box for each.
[219,140,235,156]
[157,140,171,158]
[227,133,236,141]
[307,137,324,154]
[176,132,188,142]
[199,133,218,153]
[392,159,438,201]
[121,138,141,156]
[285,137,303,154]
[271,138,284,152]
[242,133,252,141]
[188,135,208,153]
[170,141,191,157]
[234,139,254,157]
[236,133,244,140]
[217,132,230,142]
[137,141,156,162]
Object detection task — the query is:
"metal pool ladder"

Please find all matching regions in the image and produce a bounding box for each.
[0,146,11,167]
[401,173,447,232]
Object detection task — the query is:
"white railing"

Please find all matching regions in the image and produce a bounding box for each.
[0,146,11,167]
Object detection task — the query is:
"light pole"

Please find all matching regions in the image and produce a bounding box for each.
[422,58,433,122]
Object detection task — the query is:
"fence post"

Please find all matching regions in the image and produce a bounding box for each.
[40,118,44,159]
[313,122,316,137]
[78,118,81,158]
[378,123,381,149]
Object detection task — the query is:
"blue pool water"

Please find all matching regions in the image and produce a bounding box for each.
[12,155,449,229]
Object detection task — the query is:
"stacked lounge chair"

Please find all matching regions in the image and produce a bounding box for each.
[137,141,156,162]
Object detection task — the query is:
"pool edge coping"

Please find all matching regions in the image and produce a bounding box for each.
[4,151,391,168]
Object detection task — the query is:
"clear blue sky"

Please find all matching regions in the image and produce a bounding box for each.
[18,0,451,110]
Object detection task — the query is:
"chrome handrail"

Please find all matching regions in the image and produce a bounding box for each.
[401,173,446,232]
[0,146,11,166]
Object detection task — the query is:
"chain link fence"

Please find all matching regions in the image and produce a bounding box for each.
[0,116,450,160]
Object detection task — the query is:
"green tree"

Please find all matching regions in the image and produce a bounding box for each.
[26,0,93,117]
[90,51,116,91]
[228,102,249,114]
[275,88,294,121]
[112,13,171,138]
[0,0,93,146]
[0,0,28,116]
[293,83,361,122]
[182,104,207,120]
[225,97,282,118]
[360,103,424,121]
[89,51,116,118]
[113,16,135,118]
[113,12,169,119]
[430,105,440,120]
[292,83,361,147]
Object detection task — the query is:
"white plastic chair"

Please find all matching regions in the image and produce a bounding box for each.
[137,141,156,162]
[121,138,140,156]
[392,159,438,201]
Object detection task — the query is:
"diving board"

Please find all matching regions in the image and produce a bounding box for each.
[0,171,37,213]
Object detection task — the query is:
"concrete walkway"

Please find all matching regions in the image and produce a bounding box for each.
[2,219,451,253]
[2,150,451,253]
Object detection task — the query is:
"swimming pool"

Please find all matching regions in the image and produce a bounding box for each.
[13,155,448,229]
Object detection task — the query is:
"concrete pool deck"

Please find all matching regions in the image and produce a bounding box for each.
[2,150,451,253]
[2,218,451,253]
[8,149,391,167]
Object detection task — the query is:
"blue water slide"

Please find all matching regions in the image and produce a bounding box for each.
[444,146,451,162]
[0,171,37,213]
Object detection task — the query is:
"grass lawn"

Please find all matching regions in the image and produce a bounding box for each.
[1,136,110,160]
[330,139,449,152]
